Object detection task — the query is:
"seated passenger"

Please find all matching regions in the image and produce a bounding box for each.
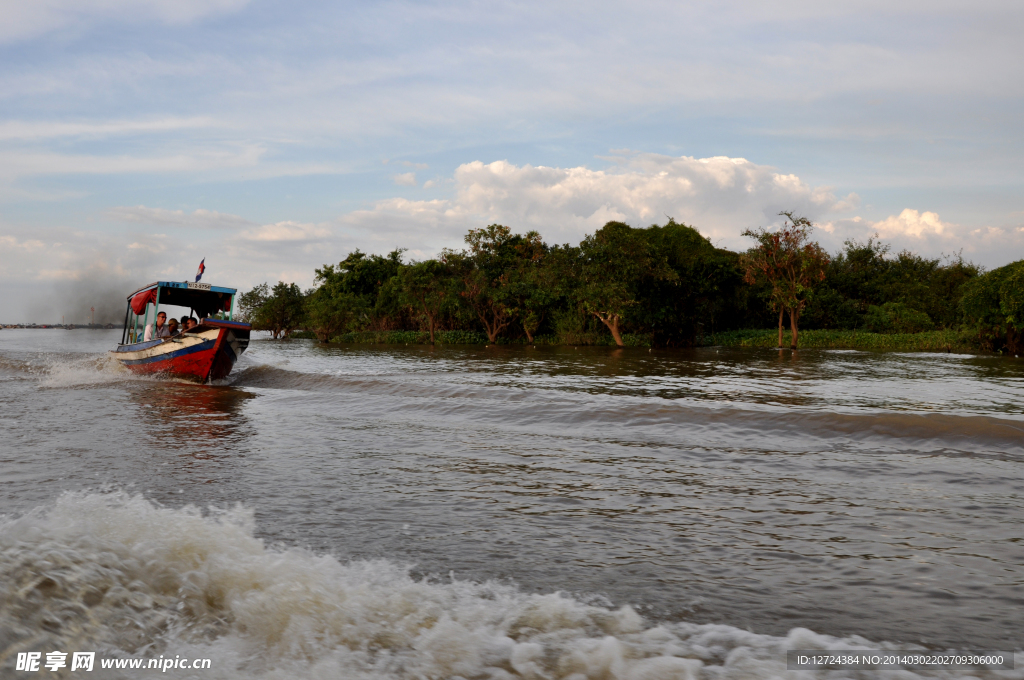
[167,318,179,336]
[186,317,198,330]
[144,312,170,341]
[180,315,189,329]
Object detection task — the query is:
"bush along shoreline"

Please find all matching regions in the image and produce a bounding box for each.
[288,328,983,353]
[289,329,653,347]
[241,214,1024,356]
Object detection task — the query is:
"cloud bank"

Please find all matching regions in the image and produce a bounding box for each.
[338,154,859,250]
[3,152,1022,322]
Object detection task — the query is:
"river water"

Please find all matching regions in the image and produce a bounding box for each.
[1,329,1021,679]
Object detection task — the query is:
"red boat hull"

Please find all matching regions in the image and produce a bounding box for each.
[112,321,251,383]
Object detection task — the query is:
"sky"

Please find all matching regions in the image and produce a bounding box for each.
[1,0,1023,322]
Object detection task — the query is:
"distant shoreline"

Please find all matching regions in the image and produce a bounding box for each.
[281,328,1002,355]
[3,325,1006,355]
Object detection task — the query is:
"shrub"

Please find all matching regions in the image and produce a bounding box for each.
[961,260,1024,353]
[863,302,934,334]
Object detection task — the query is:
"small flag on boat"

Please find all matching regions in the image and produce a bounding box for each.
[195,258,205,282]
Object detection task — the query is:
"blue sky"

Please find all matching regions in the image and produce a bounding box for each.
[1,0,1022,322]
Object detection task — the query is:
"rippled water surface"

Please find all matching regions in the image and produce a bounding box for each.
[1,329,1022,679]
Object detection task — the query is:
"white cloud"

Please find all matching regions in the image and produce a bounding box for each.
[0,117,215,141]
[0,0,250,43]
[239,221,331,242]
[108,205,256,230]
[125,238,166,253]
[820,210,1024,264]
[0,145,266,180]
[0,235,47,251]
[393,172,417,186]
[339,154,861,250]
[871,209,952,237]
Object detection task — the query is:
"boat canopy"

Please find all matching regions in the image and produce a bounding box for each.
[127,281,235,318]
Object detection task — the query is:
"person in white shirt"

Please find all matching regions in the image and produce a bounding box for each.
[144,312,169,341]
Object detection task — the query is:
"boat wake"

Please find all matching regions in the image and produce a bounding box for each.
[2,492,1017,680]
[227,362,1024,459]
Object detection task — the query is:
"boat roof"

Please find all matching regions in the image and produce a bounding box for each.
[127,281,237,317]
[127,281,237,299]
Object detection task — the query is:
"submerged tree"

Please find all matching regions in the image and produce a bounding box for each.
[961,259,1024,354]
[443,224,544,343]
[238,283,269,324]
[577,221,675,346]
[635,219,744,345]
[239,281,305,339]
[307,263,367,342]
[397,259,453,344]
[503,230,552,343]
[741,212,829,349]
[326,249,406,331]
[305,287,364,342]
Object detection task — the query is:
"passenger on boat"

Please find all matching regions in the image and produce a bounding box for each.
[143,312,170,341]
[167,318,179,336]
[186,318,198,330]
[180,315,189,328]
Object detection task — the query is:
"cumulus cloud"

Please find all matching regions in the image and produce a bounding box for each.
[871,209,952,237]
[108,205,256,230]
[7,154,1021,323]
[339,153,861,250]
[818,209,1024,265]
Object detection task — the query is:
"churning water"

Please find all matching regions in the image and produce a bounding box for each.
[1,329,1021,679]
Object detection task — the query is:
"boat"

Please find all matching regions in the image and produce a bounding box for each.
[111,281,251,382]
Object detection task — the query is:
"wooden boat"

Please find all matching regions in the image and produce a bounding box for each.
[111,281,251,382]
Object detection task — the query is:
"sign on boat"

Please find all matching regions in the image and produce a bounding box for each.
[111,281,251,383]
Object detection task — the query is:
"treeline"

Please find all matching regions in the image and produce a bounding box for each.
[238,217,1023,353]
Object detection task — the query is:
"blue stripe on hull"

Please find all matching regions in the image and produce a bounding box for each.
[115,339,163,352]
[119,340,216,366]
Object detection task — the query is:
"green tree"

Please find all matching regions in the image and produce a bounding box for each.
[961,260,1024,354]
[863,302,935,334]
[323,249,406,331]
[397,259,454,344]
[577,221,675,346]
[807,239,979,330]
[238,283,269,324]
[503,231,554,342]
[241,281,305,338]
[742,212,829,349]
[443,225,544,343]
[305,286,364,342]
[635,219,744,345]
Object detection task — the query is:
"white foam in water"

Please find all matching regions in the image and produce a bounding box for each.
[36,354,135,388]
[1,492,1018,680]
[36,353,172,389]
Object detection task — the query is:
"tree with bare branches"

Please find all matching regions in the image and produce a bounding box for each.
[741,212,829,349]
